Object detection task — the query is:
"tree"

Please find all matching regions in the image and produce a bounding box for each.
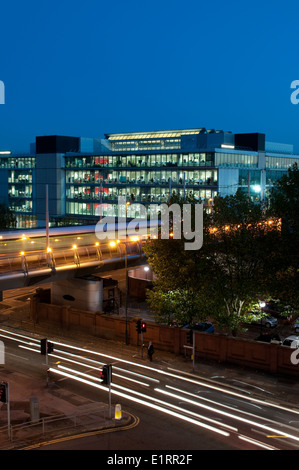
[144,190,280,335]
[267,163,299,309]
[203,190,280,334]
[268,163,299,235]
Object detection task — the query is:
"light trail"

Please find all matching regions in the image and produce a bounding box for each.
[0,329,299,415]
[155,388,299,444]
[56,363,237,433]
[48,338,299,417]
[49,366,231,438]
[2,326,298,449]
[58,364,150,388]
[237,434,277,450]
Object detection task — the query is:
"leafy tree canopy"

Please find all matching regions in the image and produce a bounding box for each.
[144,190,283,335]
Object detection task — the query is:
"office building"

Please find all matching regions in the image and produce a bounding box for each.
[0,128,298,228]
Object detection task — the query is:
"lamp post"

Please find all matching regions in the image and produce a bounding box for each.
[124,201,131,345]
[110,237,128,345]
[109,201,131,344]
[45,184,49,252]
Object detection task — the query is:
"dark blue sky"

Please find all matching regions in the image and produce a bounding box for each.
[1,0,299,153]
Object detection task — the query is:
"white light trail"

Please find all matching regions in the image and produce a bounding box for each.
[1,327,298,420]
[47,338,299,417]
[52,364,236,433]
[238,434,277,450]
[57,364,150,387]
[155,388,299,443]
[56,363,234,431]
[49,367,230,437]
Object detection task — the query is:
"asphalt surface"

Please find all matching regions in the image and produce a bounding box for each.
[0,290,298,450]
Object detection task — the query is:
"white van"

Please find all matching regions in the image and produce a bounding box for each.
[282,335,299,348]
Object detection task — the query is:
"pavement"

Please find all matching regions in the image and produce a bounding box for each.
[0,292,299,450]
[0,369,135,450]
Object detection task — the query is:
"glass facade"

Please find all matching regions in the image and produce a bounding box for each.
[1,130,299,228]
[266,155,299,169]
[64,151,218,218]
[1,156,37,228]
[215,152,258,168]
[0,156,35,169]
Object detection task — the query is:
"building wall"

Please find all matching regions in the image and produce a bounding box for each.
[217,168,239,197]
[35,153,66,226]
[2,131,299,228]
[0,169,9,206]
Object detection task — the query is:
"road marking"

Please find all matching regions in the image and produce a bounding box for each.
[20,412,139,450]
[6,352,29,361]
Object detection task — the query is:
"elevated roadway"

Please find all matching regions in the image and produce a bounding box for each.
[0,224,148,294]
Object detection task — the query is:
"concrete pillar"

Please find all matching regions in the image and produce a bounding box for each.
[30,295,40,323]
[51,276,104,313]
[62,305,70,330]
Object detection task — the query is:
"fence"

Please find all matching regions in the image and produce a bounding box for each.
[0,405,114,446]
[30,298,299,377]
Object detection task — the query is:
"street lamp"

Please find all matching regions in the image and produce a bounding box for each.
[110,239,129,345]
[124,200,131,345]
[144,266,150,280]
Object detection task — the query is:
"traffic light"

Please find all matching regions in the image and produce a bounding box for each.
[0,382,7,403]
[100,364,112,385]
[40,338,54,355]
[41,338,47,355]
[141,322,147,333]
[136,320,141,333]
[187,329,193,345]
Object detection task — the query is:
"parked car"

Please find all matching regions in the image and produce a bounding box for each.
[262,316,278,328]
[292,320,299,334]
[282,335,299,348]
[182,322,214,333]
[255,333,281,344]
[251,315,278,328]
[192,322,214,333]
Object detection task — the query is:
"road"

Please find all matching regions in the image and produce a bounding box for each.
[1,326,299,451]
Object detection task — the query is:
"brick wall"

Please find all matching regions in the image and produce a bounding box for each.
[30,296,299,377]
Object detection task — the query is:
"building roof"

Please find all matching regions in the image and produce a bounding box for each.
[105,128,230,140]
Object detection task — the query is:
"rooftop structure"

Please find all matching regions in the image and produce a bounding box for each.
[0,128,298,228]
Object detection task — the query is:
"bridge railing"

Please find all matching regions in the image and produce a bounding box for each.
[0,240,143,277]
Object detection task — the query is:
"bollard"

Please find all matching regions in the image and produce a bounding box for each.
[115,404,122,420]
[30,397,40,423]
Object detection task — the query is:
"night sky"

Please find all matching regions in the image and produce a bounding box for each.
[0,0,299,153]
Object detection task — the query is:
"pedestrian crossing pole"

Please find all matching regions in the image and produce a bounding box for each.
[192,331,195,371]
[0,382,10,439]
[108,365,112,419]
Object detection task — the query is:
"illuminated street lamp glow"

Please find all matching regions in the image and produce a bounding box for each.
[252,184,261,193]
